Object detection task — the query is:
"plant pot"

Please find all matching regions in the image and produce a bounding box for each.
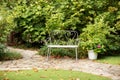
[88,50,98,60]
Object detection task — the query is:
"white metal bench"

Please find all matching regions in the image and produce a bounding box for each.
[46,30,79,60]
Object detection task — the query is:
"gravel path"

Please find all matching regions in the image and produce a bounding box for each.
[0,47,120,80]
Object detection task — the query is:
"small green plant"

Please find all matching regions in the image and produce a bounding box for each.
[2,51,23,60]
[39,46,87,59]
[38,46,47,56]
[0,43,22,60]
[0,43,6,53]
[80,41,106,54]
[39,46,75,58]
[94,44,106,53]
[0,50,22,61]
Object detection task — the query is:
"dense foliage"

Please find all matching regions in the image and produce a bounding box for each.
[0,0,120,57]
[0,4,15,43]
[80,14,115,54]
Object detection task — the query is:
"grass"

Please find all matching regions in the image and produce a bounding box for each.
[97,55,120,65]
[0,69,111,80]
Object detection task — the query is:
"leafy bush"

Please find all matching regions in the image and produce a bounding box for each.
[0,4,15,43]
[1,51,23,60]
[0,0,120,55]
[38,46,87,59]
[10,0,47,43]
[80,13,115,54]
[0,43,6,53]
[0,43,22,60]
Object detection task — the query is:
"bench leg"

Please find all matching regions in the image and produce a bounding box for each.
[75,48,78,61]
[47,47,50,61]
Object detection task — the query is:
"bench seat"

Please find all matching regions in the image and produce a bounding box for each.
[47,45,78,48]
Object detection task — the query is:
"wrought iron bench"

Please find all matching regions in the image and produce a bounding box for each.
[46,30,79,60]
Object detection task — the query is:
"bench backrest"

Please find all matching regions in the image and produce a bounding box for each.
[46,30,78,45]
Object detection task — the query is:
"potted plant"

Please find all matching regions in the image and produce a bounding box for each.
[80,39,105,60]
[80,18,110,60]
[87,43,105,60]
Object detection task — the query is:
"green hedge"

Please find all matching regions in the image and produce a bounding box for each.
[0,0,120,56]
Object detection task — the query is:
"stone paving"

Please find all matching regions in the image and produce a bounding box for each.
[0,47,120,80]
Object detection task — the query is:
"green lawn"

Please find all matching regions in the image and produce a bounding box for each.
[0,69,111,80]
[97,55,120,65]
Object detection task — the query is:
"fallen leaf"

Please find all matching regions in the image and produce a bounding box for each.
[40,76,48,78]
[76,78,80,80]
[3,73,7,76]
[32,68,38,72]
[4,70,10,72]
[109,66,112,68]
[3,78,9,80]
[69,78,74,80]
[27,73,31,76]
[44,69,47,71]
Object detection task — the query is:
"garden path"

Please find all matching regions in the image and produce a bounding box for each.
[0,47,120,80]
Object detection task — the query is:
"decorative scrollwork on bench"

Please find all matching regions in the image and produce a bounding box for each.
[46,30,79,61]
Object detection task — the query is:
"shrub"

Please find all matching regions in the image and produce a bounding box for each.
[1,0,120,55]
[1,51,23,60]
[0,43,22,60]
[38,46,87,59]
[80,13,115,54]
[0,4,15,43]
[0,43,6,53]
